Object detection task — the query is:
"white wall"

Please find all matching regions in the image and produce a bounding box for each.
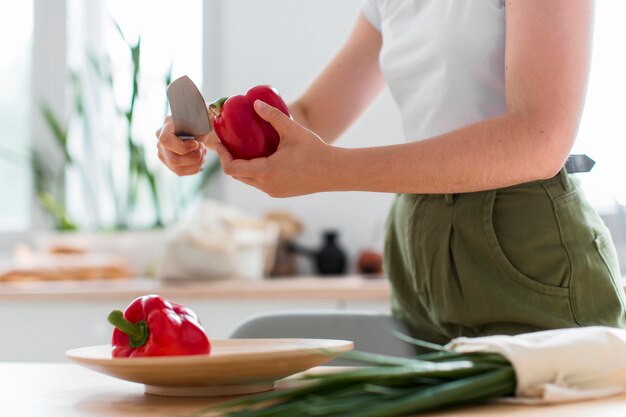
[203,0,404,271]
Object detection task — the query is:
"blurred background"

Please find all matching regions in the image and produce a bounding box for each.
[2,0,625,274]
[0,0,404,276]
[0,0,625,360]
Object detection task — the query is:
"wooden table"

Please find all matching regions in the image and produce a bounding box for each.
[2,363,626,417]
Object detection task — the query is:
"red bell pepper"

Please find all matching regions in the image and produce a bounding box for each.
[209,85,290,160]
[107,294,211,358]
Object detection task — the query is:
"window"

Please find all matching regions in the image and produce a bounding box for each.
[573,1,626,212]
[62,0,204,229]
[0,0,33,231]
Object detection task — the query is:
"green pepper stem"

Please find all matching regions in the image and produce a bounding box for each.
[107,310,149,348]
[208,96,229,118]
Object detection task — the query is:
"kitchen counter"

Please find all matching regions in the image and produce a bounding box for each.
[3,276,625,362]
[0,275,390,301]
[3,275,624,302]
[0,276,391,362]
[3,362,626,416]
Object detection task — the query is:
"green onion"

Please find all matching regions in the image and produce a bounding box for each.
[192,338,516,417]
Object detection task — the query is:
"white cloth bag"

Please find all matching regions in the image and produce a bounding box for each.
[447,326,626,404]
[158,200,278,281]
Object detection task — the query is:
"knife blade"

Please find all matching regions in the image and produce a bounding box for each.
[166,75,212,140]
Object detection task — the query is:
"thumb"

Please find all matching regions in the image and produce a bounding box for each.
[254,100,294,134]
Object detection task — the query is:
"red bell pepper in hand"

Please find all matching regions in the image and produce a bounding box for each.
[107,294,211,358]
[210,85,290,160]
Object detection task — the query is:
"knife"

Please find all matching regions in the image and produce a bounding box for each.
[166,75,212,140]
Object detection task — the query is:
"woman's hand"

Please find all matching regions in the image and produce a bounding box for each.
[216,100,338,198]
[155,111,220,176]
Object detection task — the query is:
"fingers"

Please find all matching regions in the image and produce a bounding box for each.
[253,100,294,135]
[208,110,216,131]
[161,145,205,166]
[233,176,260,189]
[160,133,200,155]
[215,143,234,165]
[174,164,204,176]
[155,115,207,176]
[214,144,260,188]
[158,142,206,176]
[216,143,267,178]
[197,131,220,150]
[214,144,261,187]
[196,112,220,149]
[158,117,200,155]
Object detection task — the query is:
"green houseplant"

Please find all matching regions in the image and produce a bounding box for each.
[36,21,220,232]
[19,21,221,276]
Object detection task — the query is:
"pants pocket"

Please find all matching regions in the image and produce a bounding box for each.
[482,188,570,296]
[429,190,575,335]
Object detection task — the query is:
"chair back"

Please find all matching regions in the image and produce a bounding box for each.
[230,310,416,365]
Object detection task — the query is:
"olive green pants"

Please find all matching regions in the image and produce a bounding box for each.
[384,168,626,344]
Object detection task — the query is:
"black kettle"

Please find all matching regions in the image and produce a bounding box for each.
[288,230,348,275]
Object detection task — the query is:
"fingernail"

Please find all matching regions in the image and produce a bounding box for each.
[254,100,267,111]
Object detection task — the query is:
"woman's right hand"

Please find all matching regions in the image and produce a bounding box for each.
[156,113,219,176]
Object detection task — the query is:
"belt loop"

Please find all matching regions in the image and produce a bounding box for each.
[559,166,571,191]
[444,193,454,206]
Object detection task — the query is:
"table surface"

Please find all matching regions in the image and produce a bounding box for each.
[2,363,626,417]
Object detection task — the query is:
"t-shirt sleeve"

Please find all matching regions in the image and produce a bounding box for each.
[361,0,381,31]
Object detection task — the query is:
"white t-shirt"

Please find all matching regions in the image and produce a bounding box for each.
[362,0,507,142]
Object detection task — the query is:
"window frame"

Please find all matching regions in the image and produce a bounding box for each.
[30,0,69,232]
[0,0,67,251]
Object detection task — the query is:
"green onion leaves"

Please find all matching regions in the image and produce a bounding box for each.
[194,348,516,417]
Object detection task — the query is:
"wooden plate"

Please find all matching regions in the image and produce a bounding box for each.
[66,338,353,397]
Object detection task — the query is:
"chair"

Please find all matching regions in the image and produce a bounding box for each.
[229,310,417,365]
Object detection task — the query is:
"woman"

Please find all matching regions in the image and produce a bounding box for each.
[157,0,626,343]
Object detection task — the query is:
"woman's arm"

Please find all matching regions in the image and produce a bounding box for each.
[218,0,593,197]
[288,14,385,142]
[327,0,594,193]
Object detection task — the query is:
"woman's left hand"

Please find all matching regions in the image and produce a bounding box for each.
[216,100,338,198]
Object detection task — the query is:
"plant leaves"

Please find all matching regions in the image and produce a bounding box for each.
[164,62,173,117]
[37,191,77,231]
[39,102,72,164]
[113,19,129,46]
